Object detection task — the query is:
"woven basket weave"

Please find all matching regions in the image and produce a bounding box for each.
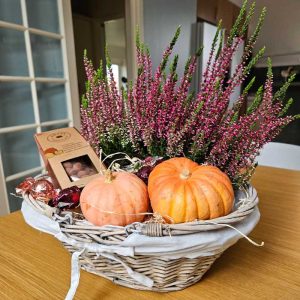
[22,184,258,292]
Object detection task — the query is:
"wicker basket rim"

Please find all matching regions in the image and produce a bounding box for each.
[22,183,258,237]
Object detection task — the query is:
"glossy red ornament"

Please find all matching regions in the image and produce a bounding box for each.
[15,177,35,194]
[51,186,81,209]
[30,179,57,201]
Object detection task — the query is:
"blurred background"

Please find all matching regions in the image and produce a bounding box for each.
[0,0,299,214]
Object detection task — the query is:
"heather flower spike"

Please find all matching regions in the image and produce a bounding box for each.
[81,0,298,186]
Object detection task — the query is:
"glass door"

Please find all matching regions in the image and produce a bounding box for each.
[0,0,80,214]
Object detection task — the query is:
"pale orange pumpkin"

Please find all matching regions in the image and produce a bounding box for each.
[80,171,149,226]
[148,157,234,223]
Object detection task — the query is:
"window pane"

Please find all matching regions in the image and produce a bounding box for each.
[0,0,22,24]
[37,83,67,122]
[7,171,41,212]
[30,34,64,78]
[26,0,59,33]
[0,28,29,76]
[41,123,69,132]
[0,82,35,128]
[0,129,41,177]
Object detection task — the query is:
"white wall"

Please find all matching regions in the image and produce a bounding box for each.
[143,0,197,78]
[230,0,300,67]
[105,18,127,65]
[105,18,127,88]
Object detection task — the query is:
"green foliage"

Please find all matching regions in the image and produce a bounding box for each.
[85,80,91,93]
[211,20,223,54]
[105,45,112,69]
[245,6,266,53]
[160,26,181,72]
[267,57,273,79]
[96,60,104,81]
[81,95,88,109]
[228,0,248,45]
[137,66,143,76]
[274,73,296,101]
[246,85,264,115]
[170,54,179,77]
[243,76,256,97]
[183,91,195,107]
[196,46,204,57]
[243,47,265,76]
[240,2,255,37]
[216,30,224,59]
[230,76,257,121]
[279,98,294,116]
[135,26,141,50]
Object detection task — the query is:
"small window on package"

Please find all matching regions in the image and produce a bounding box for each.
[62,155,98,182]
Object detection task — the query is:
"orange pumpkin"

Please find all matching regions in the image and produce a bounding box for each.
[80,171,149,226]
[148,157,234,223]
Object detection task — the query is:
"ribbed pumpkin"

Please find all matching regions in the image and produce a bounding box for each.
[148,157,234,223]
[80,171,149,226]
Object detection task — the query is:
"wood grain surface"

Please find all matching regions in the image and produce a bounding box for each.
[0,166,299,300]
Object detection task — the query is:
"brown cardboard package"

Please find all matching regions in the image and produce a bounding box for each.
[35,127,104,189]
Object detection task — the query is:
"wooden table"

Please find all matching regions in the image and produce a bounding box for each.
[0,166,299,300]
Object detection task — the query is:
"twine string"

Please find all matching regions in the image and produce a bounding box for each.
[10,192,24,199]
[99,150,142,174]
[83,202,174,223]
[201,220,264,247]
[238,185,250,206]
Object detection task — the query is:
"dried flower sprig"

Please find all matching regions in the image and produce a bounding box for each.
[80,0,299,186]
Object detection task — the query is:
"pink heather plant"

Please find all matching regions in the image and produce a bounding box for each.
[80,0,299,186]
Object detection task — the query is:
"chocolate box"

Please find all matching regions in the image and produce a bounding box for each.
[35,127,105,189]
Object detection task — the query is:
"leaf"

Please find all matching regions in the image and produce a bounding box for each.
[212,20,223,53]
[279,98,293,116]
[244,7,266,53]
[135,26,141,50]
[246,85,264,114]
[81,95,88,109]
[85,80,91,93]
[137,66,144,76]
[196,46,204,57]
[184,56,192,75]
[274,73,296,101]
[231,111,239,123]
[160,26,181,72]
[243,46,265,76]
[96,60,104,81]
[242,76,256,96]
[240,2,255,37]
[170,54,179,76]
[267,57,273,79]
[105,45,112,69]
[228,0,248,45]
[216,30,224,59]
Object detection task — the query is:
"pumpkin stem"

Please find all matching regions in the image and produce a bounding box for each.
[104,170,115,183]
[180,169,191,179]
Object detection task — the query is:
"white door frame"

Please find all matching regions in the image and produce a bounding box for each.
[125,0,144,82]
[0,0,80,215]
[0,153,9,215]
[60,0,80,129]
